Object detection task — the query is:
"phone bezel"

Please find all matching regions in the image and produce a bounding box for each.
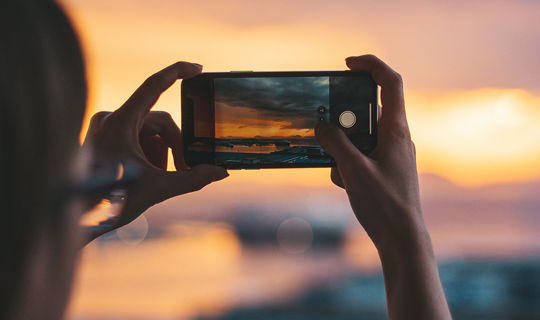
[181,70,378,169]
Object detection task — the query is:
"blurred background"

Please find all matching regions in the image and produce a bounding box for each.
[60,0,540,319]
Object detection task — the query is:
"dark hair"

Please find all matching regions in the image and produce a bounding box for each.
[0,0,86,317]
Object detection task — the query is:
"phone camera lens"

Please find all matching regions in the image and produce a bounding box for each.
[318,106,326,114]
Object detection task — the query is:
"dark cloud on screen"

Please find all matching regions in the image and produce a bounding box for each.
[214,77,329,130]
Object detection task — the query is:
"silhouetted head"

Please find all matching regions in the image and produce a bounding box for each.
[0,0,86,318]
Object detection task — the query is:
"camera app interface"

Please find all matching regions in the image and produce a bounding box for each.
[213,76,370,166]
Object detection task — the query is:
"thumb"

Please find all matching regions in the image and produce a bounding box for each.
[315,121,367,165]
[165,164,229,195]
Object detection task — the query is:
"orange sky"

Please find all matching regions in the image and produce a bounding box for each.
[58,2,540,318]
[60,0,540,186]
[214,102,315,138]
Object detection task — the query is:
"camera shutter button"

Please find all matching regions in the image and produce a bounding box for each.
[339,111,356,128]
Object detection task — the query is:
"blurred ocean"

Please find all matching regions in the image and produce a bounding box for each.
[68,173,540,320]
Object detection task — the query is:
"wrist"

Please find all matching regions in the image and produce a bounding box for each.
[372,215,435,264]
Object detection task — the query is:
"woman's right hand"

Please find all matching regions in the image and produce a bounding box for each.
[315,55,452,320]
[315,54,425,251]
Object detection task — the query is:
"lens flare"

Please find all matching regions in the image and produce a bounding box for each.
[277,217,313,254]
[116,214,149,245]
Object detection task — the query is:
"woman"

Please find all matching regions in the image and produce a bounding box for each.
[0,1,451,319]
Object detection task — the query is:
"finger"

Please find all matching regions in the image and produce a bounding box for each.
[330,167,345,189]
[345,55,408,131]
[141,111,189,171]
[83,111,111,144]
[315,121,368,168]
[89,111,111,127]
[139,134,168,170]
[163,164,229,196]
[119,61,202,120]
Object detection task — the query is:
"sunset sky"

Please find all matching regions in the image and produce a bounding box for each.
[58,1,540,318]
[60,0,540,186]
[214,76,328,138]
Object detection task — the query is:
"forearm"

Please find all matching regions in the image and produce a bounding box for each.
[376,223,452,320]
[315,54,451,319]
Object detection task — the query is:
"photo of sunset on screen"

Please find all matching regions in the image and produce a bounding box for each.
[182,72,376,168]
[214,76,333,166]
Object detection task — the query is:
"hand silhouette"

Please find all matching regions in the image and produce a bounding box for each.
[83,62,228,240]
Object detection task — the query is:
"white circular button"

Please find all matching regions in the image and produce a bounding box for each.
[339,111,356,128]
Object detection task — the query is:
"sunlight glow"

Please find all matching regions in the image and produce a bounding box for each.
[62,0,540,187]
[408,89,540,185]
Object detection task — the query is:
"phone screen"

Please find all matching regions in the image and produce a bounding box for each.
[182,72,376,168]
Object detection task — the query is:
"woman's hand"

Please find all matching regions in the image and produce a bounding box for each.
[316,55,423,251]
[83,62,228,240]
[315,55,452,320]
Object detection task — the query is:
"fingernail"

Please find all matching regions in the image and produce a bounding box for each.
[315,121,328,137]
[192,63,203,68]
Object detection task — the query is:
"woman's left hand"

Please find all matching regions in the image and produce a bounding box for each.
[82,61,228,241]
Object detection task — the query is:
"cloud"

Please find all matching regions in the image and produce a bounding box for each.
[64,0,540,185]
[65,0,540,91]
[214,77,329,130]
[407,88,540,185]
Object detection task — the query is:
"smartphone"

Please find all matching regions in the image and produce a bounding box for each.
[181,71,377,169]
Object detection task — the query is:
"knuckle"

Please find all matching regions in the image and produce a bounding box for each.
[90,111,111,123]
[105,109,126,125]
[389,71,403,87]
[173,61,188,68]
[92,111,111,119]
[154,111,173,122]
[363,54,378,61]
[143,73,166,91]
